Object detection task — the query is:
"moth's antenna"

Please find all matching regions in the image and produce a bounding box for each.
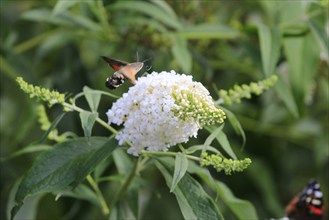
[145,65,152,72]
[142,57,152,72]
[141,57,153,63]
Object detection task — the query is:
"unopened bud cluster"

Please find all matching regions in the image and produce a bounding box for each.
[219,75,277,105]
[172,84,225,127]
[16,77,65,106]
[200,152,251,175]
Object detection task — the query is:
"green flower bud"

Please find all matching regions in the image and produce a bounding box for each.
[16,77,65,107]
[200,152,251,174]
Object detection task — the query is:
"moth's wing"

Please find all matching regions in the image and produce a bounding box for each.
[101,56,128,71]
[120,63,143,84]
[119,67,136,84]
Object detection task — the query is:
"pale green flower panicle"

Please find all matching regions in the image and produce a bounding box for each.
[200,152,251,174]
[16,77,65,106]
[218,75,278,105]
[106,71,226,156]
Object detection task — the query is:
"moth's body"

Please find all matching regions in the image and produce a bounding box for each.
[101,56,144,89]
[106,72,125,89]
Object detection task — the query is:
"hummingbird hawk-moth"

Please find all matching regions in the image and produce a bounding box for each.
[101,56,148,90]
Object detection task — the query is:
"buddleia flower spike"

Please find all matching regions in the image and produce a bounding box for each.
[106,71,226,156]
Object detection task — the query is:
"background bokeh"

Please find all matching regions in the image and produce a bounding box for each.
[1,0,328,219]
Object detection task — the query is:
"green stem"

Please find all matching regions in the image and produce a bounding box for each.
[178,143,186,153]
[86,175,110,215]
[137,157,150,172]
[108,158,139,211]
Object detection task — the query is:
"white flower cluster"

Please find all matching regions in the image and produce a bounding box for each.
[106,71,225,156]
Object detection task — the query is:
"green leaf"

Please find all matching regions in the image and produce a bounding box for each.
[178,24,239,39]
[309,19,328,59]
[205,124,237,159]
[35,112,66,144]
[75,88,118,104]
[0,55,18,79]
[281,22,309,37]
[171,36,192,73]
[59,184,100,207]
[276,1,308,37]
[216,130,237,160]
[83,86,102,112]
[222,107,246,151]
[117,17,167,33]
[112,148,133,174]
[11,137,116,220]
[257,24,281,77]
[36,31,74,59]
[1,144,52,162]
[186,145,221,155]
[150,0,177,18]
[13,30,59,54]
[275,77,299,118]
[170,153,188,192]
[277,1,303,27]
[93,154,113,179]
[283,33,320,109]
[155,157,224,220]
[109,202,135,220]
[7,181,43,220]
[21,9,73,27]
[62,13,102,32]
[22,8,101,32]
[79,111,98,141]
[188,162,258,219]
[203,125,224,153]
[53,0,80,15]
[109,1,182,30]
[215,181,258,219]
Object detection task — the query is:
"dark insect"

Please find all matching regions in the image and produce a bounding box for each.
[285,179,324,220]
[101,56,146,90]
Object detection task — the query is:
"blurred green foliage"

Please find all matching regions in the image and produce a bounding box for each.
[1,0,328,219]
